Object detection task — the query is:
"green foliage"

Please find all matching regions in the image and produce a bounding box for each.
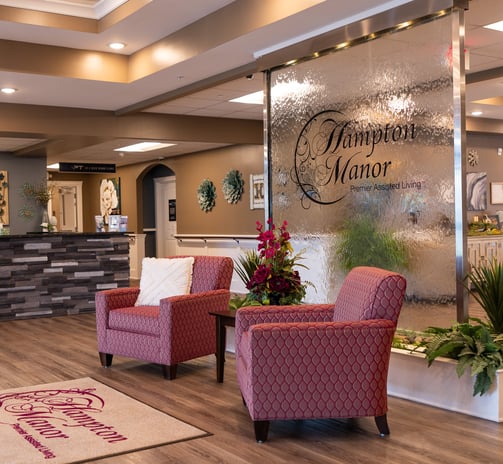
[234,249,261,287]
[335,215,408,273]
[465,259,503,333]
[392,329,431,351]
[424,319,503,396]
[228,293,262,311]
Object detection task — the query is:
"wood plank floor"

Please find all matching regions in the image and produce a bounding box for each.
[1,313,502,464]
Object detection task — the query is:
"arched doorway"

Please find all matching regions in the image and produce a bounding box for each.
[138,164,175,257]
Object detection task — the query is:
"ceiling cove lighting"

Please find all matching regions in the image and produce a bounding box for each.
[108,42,126,50]
[114,142,175,152]
[1,87,17,94]
[230,91,264,104]
[484,20,503,32]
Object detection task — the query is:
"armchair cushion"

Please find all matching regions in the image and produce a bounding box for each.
[135,257,194,306]
[109,305,160,335]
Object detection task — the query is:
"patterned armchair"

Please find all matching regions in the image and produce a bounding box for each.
[235,266,406,442]
[95,255,233,379]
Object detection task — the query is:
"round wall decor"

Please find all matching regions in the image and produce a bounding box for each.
[197,179,216,212]
[468,150,479,167]
[222,169,244,204]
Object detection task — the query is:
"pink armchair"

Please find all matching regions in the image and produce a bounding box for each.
[235,266,406,442]
[95,255,233,379]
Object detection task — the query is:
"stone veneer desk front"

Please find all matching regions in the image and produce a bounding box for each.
[0,232,130,320]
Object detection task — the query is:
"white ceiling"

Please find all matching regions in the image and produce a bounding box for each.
[0,0,502,167]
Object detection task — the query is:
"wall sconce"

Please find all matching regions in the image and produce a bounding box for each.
[498,147,502,157]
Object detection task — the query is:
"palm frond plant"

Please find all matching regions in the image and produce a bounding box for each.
[230,249,263,310]
[465,259,503,333]
[234,249,261,287]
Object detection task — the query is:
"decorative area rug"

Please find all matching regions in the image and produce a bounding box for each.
[0,377,208,464]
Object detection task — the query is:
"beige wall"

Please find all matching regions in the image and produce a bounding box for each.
[51,144,264,234]
[170,144,264,234]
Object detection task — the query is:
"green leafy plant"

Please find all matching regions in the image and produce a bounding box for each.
[424,319,503,396]
[335,215,408,273]
[465,259,503,333]
[392,329,431,351]
[228,294,262,311]
[234,249,261,287]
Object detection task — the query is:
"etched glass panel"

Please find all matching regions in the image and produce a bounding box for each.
[268,14,457,326]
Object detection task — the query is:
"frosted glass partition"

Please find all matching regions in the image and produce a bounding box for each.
[268,14,459,308]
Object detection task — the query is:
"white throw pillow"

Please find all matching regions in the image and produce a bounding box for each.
[135,257,195,306]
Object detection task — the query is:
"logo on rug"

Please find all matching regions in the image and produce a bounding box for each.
[1,378,206,464]
[0,386,127,460]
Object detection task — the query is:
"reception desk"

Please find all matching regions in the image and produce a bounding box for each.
[0,232,129,320]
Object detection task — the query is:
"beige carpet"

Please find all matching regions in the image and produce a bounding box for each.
[0,377,208,464]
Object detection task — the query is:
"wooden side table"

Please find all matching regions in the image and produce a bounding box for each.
[209,310,236,382]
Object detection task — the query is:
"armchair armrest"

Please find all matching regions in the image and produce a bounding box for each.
[158,289,231,360]
[96,287,140,311]
[239,319,397,419]
[95,287,141,348]
[235,304,334,349]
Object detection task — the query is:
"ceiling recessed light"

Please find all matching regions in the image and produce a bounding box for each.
[108,42,126,50]
[471,111,483,116]
[114,142,175,152]
[1,87,17,94]
[484,20,503,32]
[230,91,263,105]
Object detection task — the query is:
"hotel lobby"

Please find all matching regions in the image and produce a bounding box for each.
[1,0,503,462]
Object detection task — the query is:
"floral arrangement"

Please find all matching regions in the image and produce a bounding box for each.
[21,182,53,205]
[244,219,309,305]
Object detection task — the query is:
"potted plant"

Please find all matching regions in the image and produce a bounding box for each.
[334,214,408,273]
[422,259,503,396]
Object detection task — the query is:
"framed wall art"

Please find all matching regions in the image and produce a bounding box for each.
[0,170,8,226]
[490,182,503,204]
[467,172,487,211]
[100,177,120,224]
[250,174,264,210]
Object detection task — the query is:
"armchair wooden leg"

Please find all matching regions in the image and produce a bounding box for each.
[375,414,390,436]
[254,420,270,443]
[99,352,113,367]
[162,364,178,380]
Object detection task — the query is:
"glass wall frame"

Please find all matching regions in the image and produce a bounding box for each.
[262,0,469,323]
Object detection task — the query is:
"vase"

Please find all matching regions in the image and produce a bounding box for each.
[269,294,281,305]
[41,206,50,232]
